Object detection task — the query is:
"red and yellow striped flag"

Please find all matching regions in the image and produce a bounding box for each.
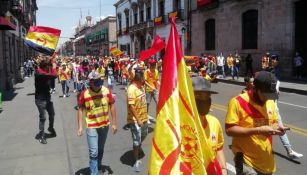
[25,26,61,56]
[109,46,123,57]
[148,17,222,175]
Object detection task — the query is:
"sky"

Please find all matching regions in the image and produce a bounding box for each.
[36,0,116,48]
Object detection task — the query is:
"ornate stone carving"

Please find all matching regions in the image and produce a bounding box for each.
[124,8,129,16]
[137,0,144,7]
[131,2,138,12]
[144,0,151,6]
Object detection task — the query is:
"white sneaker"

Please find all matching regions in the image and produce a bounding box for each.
[73,89,77,93]
[63,95,66,98]
[133,160,141,172]
[288,150,303,159]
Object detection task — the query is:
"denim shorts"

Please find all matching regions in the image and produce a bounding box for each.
[130,122,148,147]
[146,91,158,104]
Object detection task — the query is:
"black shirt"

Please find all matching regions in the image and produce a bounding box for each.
[35,69,57,100]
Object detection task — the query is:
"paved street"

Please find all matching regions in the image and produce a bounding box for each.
[1,77,307,175]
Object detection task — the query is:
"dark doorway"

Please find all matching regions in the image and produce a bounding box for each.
[205,19,215,51]
[242,10,258,49]
[295,0,307,77]
[140,35,146,51]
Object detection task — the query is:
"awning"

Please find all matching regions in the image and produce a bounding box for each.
[0,17,16,30]
[73,35,85,42]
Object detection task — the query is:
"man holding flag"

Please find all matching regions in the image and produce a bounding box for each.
[148,17,222,175]
[27,26,61,144]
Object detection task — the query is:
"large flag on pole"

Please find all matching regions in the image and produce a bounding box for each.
[25,26,61,56]
[148,17,222,175]
[139,35,166,61]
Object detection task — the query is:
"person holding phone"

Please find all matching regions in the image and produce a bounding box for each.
[225,71,287,175]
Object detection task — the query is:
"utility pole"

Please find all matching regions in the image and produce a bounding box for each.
[99,0,102,57]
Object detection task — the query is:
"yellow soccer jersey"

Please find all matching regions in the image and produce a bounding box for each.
[225,92,278,174]
[204,114,224,158]
[127,84,148,124]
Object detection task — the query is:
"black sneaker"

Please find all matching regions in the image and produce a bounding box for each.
[48,127,57,137]
[38,132,47,144]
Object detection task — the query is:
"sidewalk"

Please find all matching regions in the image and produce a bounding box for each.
[217,76,307,95]
[0,78,72,175]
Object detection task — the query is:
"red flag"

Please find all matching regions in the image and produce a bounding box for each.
[148,17,222,175]
[139,35,166,61]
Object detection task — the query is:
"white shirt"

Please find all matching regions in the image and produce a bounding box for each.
[217,56,225,66]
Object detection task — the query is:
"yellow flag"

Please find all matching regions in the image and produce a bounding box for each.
[148,17,222,175]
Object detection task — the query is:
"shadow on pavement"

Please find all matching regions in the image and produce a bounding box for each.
[34,132,56,140]
[273,151,301,164]
[26,93,35,96]
[120,150,145,167]
[75,165,114,175]
[2,91,18,102]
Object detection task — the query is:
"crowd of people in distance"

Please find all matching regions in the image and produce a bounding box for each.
[30,51,303,175]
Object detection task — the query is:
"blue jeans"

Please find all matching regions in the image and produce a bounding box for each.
[233,66,240,79]
[61,80,69,95]
[276,101,291,149]
[86,126,109,175]
[130,122,148,147]
[107,76,114,90]
[217,66,225,77]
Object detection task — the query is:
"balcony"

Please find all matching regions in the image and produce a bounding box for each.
[0,17,16,30]
[129,21,154,33]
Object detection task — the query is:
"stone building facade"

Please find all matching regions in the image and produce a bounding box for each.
[191,0,307,78]
[73,16,117,56]
[114,0,191,58]
[0,0,38,91]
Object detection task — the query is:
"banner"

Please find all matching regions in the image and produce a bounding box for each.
[184,56,199,66]
[25,26,61,56]
[197,0,212,7]
[154,16,163,26]
[139,35,166,61]
[148,17,222,175]
[109,47,123,57]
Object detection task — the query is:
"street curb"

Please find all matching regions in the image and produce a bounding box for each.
[217,78,307,96]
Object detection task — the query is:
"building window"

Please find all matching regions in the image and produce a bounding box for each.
[242,9,258,49]
[205,19,215,50]
[134,13,138,25]
[126,16,129,28]
[147,6,151,20]
[173,0,180,11]
[140,10,144,22]
[118,15,122,32]
[159,1,165,17]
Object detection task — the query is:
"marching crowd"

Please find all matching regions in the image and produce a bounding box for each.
[31,52,304,175]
